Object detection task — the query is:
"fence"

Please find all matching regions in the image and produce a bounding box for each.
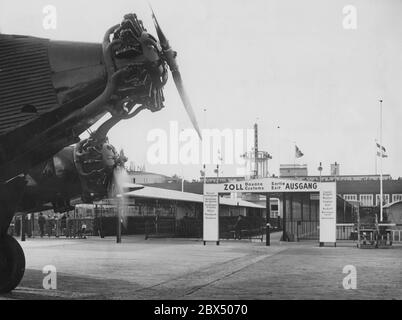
[144,216,268,241]
[293,221,319,241]
[295,223,357,242]
[144,218,177,239]
[9,216,94,238]
[336,223,356,241]
[299,223,401,243]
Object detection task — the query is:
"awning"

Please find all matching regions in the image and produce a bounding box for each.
[125,186,265,209]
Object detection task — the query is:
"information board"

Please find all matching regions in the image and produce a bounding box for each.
[203,192,219,242]
[319,183,337,244]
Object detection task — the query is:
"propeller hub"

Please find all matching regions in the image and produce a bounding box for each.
[110,14,168,112]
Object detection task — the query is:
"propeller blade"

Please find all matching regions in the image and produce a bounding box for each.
[149,5,202,140]
[149,4,169,50]
[172,70,202,140]
[150,5,178,72]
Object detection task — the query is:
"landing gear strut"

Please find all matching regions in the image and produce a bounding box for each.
[0,234,25,293]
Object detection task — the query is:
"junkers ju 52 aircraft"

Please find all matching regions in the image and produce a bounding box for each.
[0,10,201,293]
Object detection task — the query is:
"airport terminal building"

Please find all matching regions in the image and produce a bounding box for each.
[11,167,402,243]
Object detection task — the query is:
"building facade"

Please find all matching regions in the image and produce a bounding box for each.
[337,180,402,207]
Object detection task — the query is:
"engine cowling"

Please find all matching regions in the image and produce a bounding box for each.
[73,137,126,203]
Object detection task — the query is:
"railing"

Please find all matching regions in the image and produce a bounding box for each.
[336,223,402,244]
[144,217,267,241]
[144,219,177,239]
[221,227,265,242]
[298,221,319,240]
[290,221,319,241]
[336,223,356,241]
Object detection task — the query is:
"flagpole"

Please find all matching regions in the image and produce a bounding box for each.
[379,99,383,222]
[374,140,378,175]
[293,142,296,179]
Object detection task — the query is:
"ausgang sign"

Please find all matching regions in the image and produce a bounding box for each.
[220,179,319,193]
[203,178,337,246]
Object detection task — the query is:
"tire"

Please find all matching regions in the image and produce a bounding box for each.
[0,234,26,293]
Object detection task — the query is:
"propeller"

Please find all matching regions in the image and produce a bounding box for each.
[150,7,202,140]
[108,149,143,196]
[109,156,137,228]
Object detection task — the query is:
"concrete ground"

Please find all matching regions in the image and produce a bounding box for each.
[0,233,401,300]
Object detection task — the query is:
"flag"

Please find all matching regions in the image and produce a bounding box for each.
[295,145,304,158]
[377,151,388,158]
[200,164,206,177]
[376,143,386,153]
[376,142,388,158]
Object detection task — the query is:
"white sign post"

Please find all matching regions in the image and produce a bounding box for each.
[319,183,337,246]
[203,190,220,245]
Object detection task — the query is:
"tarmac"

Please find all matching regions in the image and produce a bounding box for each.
[1,233,401,300]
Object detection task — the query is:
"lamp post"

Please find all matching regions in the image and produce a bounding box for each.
[318,162,323,182]
[21,214,26,242]
[334,162,339,182]
[116,195,122,243]
[379,99,384,222]
[266,194,271,246]
[277,125,281,178]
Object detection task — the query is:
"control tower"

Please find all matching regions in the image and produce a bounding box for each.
[241,123,272,179]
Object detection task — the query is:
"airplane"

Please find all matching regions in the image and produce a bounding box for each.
[0,11,201,293]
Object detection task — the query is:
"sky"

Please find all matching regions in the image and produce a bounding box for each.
[1,0,401,180]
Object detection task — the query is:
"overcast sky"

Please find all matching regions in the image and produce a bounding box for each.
[1,0,401,180]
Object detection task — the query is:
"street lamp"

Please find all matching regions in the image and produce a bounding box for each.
[318,162,323,182]
[116,194,122,243]
[379,99,384,222]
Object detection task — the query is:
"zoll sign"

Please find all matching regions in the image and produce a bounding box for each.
[203,178,337,246]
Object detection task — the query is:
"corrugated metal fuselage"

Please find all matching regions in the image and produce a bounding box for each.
[0,34,108,182]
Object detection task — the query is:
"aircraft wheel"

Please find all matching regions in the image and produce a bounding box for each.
[0,234,25,293]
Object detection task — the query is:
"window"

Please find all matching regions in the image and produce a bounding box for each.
[270,204,279,211]
[343,194,357,202]
[392,194,402,203]
[359,194,373,207]
[375,194,390,206]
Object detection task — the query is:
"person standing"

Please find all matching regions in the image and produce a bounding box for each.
[80,222,87,239]
[38,213,46,238]
[54,213,60,238]
[66,213,73,238]
[60,213,67,237]
[47,215,54,238]
[234,215,244,240]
